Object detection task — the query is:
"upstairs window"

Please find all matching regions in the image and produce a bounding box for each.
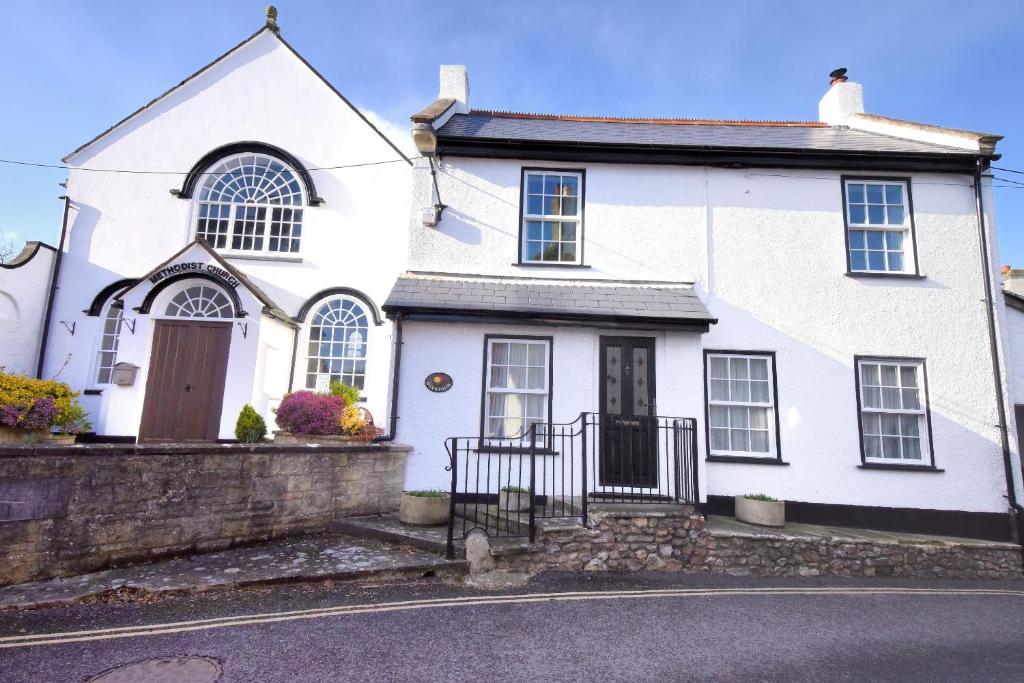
[856,358,934,466]
[520,170,584,265]
[844,179,916,275]
[195,153,305,255]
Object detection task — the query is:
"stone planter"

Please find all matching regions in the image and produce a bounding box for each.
[399,493,450,526]
[48,433,76,445]
[0,427,47,444]
[499,489,533,512]
[735,496,785,528]
[272,431,371,446]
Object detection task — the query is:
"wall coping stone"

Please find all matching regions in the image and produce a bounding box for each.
[0,442,413,459]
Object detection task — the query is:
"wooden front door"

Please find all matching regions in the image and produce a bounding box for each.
[139,320,231,441]
[598,336,658,488]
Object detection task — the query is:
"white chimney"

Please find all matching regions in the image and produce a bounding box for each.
[818,68,864,126]
[439,65,470,115]
[1003,267,1024,297]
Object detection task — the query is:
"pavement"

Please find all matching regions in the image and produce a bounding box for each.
[0,533,466,610]
[2,572,1023,682]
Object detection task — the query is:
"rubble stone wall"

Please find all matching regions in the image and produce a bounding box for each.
[496,508,1023,580]
[0,442,409,585]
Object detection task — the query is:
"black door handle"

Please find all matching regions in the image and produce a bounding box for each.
[185,383,192,393]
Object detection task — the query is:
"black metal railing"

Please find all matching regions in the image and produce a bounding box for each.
[444,412,698,558]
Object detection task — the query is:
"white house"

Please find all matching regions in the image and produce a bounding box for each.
[0,241,56,376]
[384,66,1024,541]
[37,15,411,440]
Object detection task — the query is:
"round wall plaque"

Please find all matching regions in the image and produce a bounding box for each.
[425,372,453,393]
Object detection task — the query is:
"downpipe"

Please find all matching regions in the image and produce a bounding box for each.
[374,314,404,443]
[36,196,71,379]
[973,160,1024,545]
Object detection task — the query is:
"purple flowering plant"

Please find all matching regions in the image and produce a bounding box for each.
[274,391,346,435]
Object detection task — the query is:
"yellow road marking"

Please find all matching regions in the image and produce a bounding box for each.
[2,586,1021,649]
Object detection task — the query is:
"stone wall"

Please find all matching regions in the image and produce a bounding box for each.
[495,507,1024,580]
[0,442,409,585]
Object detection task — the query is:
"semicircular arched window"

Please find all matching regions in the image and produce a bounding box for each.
[305,296,369,391]
[164,285,234,318]
[194,152,305,254]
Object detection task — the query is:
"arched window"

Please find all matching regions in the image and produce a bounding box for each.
[305,297,369,391]
[95,306,123,383]
[165,285,233,318]
[195,153,305,254]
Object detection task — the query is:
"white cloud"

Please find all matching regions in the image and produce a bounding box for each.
[361,109,415,158]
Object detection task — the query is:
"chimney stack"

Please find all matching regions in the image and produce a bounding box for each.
[1003,266,1024,297]
[439,65,470,115]
[818,67,864,126]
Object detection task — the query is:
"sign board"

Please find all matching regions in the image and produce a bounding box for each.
[149,262,241,288]
[425,372,453,393]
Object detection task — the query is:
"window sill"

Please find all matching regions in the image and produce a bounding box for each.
[473,446,559,456]
[858,463,944,472]
[706,455,789,466]
[512,262,591,269]
[845,271,926,280]
[222,253,303,264]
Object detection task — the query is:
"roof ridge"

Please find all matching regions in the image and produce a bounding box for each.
[469,109,827,128]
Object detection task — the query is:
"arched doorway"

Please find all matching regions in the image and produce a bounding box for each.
[138,283,235,441]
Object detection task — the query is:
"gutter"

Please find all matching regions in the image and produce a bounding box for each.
[374,313,404,443]
[36,196,71,379]
[973,160,1024,544]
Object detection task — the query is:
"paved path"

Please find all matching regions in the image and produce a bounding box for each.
[2,573,1023,682]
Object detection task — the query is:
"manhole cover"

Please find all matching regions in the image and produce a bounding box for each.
[86,656,222,683]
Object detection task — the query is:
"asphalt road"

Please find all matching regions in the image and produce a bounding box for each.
[2,573,1023,682]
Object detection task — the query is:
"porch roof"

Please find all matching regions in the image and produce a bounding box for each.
[382,272,717,331]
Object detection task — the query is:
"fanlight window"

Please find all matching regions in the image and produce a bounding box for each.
[165,286,233,318]
[305,297,369,391]
[195,153,305,254]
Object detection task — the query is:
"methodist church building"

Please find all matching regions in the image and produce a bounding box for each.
[37,19,411,440]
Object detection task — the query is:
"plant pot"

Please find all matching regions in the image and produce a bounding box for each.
[399,493,450,526]
[0,427,47,444]
[735,496,785,528]
[499,490,533,512]
[272,431,369,446]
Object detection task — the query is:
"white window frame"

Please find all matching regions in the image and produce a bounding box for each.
[856,357,933,467]
[303,295,371,394]
[843,178,916,275]
[705,352,779,459]
[483,337,551,445]
[520,170,584,265]
[94,304,124,385]
[193,152,306,257]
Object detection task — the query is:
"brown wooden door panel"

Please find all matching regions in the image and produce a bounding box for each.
[139,320,231,441]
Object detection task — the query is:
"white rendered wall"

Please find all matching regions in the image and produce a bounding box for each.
[44,31,410,436]
[401,156,1017,514]
[0,244,55,377]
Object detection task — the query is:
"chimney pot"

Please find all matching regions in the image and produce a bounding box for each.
[818,70,864,126]
[829,67,849,85]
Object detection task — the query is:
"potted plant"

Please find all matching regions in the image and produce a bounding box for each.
[399,490,451,526]
[272,383,382,445]
[499,485,532,512]
[235,404,268,443]
[735,494,785,528]
[0,370,83,444]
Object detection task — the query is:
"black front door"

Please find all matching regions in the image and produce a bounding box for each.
[599,336,658,488]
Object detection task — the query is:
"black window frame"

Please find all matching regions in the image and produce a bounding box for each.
[702,349,787,466]
[478,334,556,453]
[853,355,941,471]
[516,167,588,268]
[840,175,923,279]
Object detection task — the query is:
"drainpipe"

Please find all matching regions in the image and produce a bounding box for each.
[973,159,1023,543]
[374,313,404,442]
[36,196,71,379]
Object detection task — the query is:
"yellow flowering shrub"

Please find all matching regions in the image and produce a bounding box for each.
[338,404,365,435]
[0,370,80,427]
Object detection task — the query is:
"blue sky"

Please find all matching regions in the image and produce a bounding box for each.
[2,1,1023,262]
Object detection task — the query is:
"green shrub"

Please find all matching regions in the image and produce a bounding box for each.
[501,485,529,493]
[742,493,779,502]
[328,381,360,407]
[235,404,267,443]
[404,490,449,498]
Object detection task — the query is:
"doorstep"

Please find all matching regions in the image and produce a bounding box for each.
[335,514,539,559]
[0,532,467,611]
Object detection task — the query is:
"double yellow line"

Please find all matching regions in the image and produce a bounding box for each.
[2,586,1021,649]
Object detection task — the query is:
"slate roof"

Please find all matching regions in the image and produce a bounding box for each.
[383,273,716,329]
[436,111,973,156]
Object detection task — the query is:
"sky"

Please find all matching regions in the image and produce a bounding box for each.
[2,0,1024,262]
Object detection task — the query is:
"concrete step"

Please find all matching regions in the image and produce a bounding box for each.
[331,515,454,557]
